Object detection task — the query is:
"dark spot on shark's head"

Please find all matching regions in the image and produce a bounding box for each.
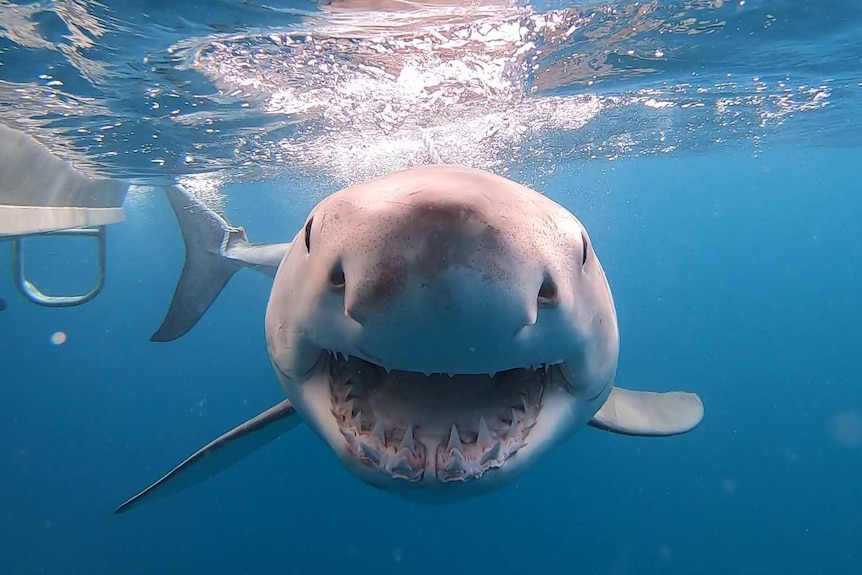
[0,297,6,311]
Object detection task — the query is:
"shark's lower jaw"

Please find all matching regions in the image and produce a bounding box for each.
[326,352,550,484]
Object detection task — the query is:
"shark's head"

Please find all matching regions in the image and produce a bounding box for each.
[264,164,619,500]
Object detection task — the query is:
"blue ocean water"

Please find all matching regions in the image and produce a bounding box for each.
[1,1,861,574]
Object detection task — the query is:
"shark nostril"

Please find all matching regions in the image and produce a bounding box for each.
[330,264,346,290]
[538,275,558,306]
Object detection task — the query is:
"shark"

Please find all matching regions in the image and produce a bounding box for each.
[116,164,703,513]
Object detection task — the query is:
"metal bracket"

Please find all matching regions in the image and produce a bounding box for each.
[11,226,107,307]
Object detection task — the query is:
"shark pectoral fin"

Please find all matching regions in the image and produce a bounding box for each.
[115,399,299,514]
[588,386,704,436]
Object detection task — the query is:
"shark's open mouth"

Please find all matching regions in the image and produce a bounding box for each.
[327,352,548,483]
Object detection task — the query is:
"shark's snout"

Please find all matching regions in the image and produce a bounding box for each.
[339,199,547,332]
[343,265,544,331]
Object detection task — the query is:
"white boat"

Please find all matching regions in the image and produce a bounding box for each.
[0,124,130,307]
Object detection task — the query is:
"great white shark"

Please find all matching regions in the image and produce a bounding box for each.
[116,164,703,513]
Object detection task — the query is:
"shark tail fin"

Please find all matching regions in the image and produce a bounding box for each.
[150,185,247,342]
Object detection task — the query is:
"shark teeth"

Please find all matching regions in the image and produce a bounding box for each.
[336,406,539,484]
[371,420,386,443]
[360,442,380,465]
[344,420,426,482]
[328,349,348,362]
[477,417,493,450]
[399,425,415,451]
[436,420,514,483]
[511,408,523,426]
[447,424,462,453]
[328,351,546,483]
[480,440,502,465]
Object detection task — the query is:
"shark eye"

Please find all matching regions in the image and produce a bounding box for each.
[580,232,588,266]
[304,217,314,253]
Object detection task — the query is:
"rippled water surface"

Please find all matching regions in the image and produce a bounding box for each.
[1,0,859,189]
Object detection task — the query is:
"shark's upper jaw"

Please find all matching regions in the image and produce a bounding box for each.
[322,350,561,484]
